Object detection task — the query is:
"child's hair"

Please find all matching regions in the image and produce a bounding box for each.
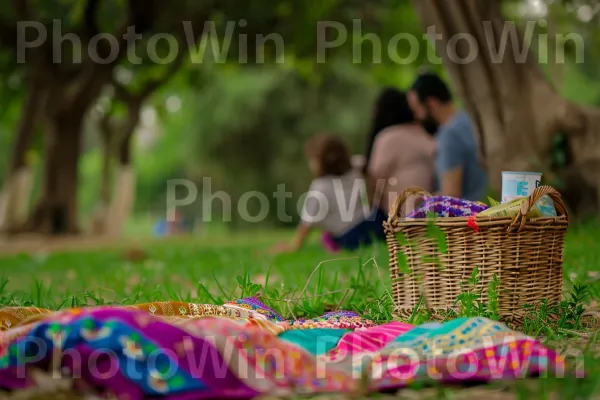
[305,134,352,177]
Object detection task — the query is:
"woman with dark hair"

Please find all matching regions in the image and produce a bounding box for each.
[365,88,436,213]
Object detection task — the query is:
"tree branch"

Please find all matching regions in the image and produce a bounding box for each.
[9,77,45,173]
[84,0,101,38]
[111,76,135,104]
[99,5,211,159]
[90,0,159,67]
[139,43,186,98]
[0,0,30,49]
[128,0,157,32]
[0,20,16,48]
[13,0,32,20]
[71,0,163,111]
[120,9,206,102]
[99,110,113,141]
[112,0,159,49]
[136,7,212,99]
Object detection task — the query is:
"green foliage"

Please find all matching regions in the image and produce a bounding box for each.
[487,274,501,321]
[561,283,591,328]
[236,272,263,298]
[3,0,600,230]
[425,218,448,255]
[454,267,483,318]
[97,61,385,226]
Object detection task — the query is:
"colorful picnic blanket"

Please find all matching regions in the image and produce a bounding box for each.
[0,297,566,399]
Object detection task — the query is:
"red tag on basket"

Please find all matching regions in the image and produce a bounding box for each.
[467,215,480,232]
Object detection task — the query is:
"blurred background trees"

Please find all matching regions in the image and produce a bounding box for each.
[0,0,598,237]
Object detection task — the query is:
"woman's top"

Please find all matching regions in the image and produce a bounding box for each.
[367,123,436,213]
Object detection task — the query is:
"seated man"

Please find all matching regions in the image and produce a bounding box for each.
[407,72,488,201]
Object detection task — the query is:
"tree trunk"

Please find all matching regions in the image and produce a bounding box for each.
[27,115,83,234]
[0,170,34,233]
[9,82,43,174]
[0,80,45,232]
[90,124,114,236]
[99,127,113,209]
[546,4,564,93]
[412,0,600,217]
[21,58,114,235]
[106,103,141,237]
[107,165,136,237]
[119,130,134,166]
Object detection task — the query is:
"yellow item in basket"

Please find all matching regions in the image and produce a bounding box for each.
[478,194,557,218]
[487,197,501,207]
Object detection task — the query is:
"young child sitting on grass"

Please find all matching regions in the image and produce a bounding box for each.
[271,134,387,254]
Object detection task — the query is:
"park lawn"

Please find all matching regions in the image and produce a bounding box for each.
[0,223,598,398]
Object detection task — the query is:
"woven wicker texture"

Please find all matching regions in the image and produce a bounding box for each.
[384,186,568,321]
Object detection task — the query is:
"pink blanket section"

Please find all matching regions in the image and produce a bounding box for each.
[327,322,415,360]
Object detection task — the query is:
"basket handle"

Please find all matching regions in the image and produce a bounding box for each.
[508,185,569,232]
[389,186,431,222]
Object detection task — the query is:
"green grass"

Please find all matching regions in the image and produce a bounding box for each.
[0,223,599,397]
[0,230,394,320]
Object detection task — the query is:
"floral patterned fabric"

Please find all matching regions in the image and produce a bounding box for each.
[0,297,285,332]
[283,315,377,330]
[224,297,285,321]
[0,298,568,399]
[407,196,489,218]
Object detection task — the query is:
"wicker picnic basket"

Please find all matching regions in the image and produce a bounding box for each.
[384,185,569,321]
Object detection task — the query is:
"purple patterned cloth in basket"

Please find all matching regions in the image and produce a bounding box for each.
[407,196,488,218]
